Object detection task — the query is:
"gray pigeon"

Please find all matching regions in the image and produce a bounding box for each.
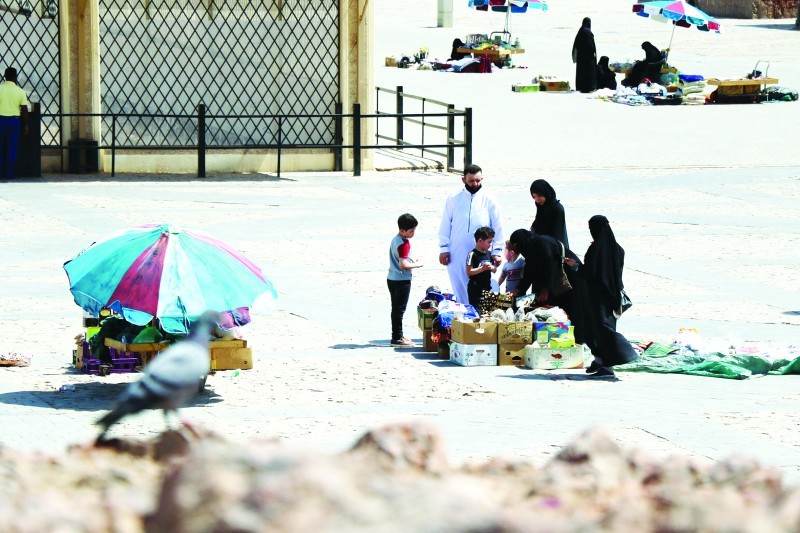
[95,310,219,439]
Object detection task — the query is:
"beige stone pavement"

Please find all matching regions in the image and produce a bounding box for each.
[0,0,799,488]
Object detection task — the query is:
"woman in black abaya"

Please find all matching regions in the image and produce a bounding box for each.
[507,229,589,344]
[565,216,637,377]
[572,17,597,93]
[596,56,617,90]
[622,41,663,87]
[530,179,569,249]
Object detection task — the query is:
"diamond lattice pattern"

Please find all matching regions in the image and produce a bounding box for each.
[0,0,61,146]
[99,0,339,147]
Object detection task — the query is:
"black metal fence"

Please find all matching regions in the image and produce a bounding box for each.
[376,85,473,173]
[36,100,472,178]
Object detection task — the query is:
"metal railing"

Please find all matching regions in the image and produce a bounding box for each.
[376,85,472,173]
[38,100,472,178]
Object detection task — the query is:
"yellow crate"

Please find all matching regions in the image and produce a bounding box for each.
[211,347,253,370]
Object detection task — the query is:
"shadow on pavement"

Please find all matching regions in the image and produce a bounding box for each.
[330,343,385,349]
[503,373,620,382]
[0,382,223,411]
[4,173,296,184]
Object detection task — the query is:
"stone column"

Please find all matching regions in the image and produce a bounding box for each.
[339,0,374,172]
[437,0,453,28]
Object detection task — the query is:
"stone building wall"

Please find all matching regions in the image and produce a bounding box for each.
[695,0,797,19]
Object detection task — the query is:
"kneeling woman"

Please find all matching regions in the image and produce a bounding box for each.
[565,216,637,377]
[507,229,589,345]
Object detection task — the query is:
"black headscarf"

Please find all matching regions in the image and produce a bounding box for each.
[596,56,617,90]
[449,38,469,61]
[642,41,662,63]
[583,215,624,306]
[508,229,561,296]
[529,179,569,249]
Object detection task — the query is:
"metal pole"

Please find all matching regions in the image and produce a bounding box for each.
[464,107,473,169]
[396,85,403,151]
[374,88,379,146]
[334,102,343,171]
[421,98,426,158]
[277,116,282,179]
[353,103,361,177]
[197,104,206,178]
[446,104,455,171]
[111,115,116,177]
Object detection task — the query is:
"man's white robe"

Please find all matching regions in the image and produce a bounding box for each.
[438,188,504,304]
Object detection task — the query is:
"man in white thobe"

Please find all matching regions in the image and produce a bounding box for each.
[438,164,504,305]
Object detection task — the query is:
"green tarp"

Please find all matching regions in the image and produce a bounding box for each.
[615,342,800,380]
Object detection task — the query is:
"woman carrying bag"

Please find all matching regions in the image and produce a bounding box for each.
[565,216,638,377]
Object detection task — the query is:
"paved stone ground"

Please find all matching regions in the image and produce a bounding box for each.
[1,0,799,487]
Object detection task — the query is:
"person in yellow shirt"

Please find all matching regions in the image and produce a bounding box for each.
[0,67,29,179]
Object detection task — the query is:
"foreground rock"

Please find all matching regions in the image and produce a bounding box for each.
[0,424,798,532]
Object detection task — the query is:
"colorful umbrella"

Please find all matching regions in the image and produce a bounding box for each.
[64,224,277,334]
[469,0,548,36]
[633,0,720,59]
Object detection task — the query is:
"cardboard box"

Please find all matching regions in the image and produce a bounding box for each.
[422,330,437,352]
[533,322,570,345]
[539,80,570,92]
[438,341,450,360]
[385,56,397,67]
[450,341,497,366]
[417,307,438,331]
[450,320,498,344]
[498,344,527,366]
[524,344,585,370]
[497,322,533,345]
[211,347,253,370]
[512,84,539,93]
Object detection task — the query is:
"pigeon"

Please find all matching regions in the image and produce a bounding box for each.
[95,310,219,439]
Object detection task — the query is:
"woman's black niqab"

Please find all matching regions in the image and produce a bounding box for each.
[584,215,624,306]
[572,17,597,93]
[530,179,569,248]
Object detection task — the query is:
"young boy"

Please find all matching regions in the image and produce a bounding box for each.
[465,226,496,309]
[497,240,526,295]
[387,213,423,347]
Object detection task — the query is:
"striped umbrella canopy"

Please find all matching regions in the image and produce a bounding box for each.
[64,224,276,334]
[633,0,720,58]
[469,0,548,35]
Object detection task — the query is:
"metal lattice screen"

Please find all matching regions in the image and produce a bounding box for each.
[0,0,61,146]
[98,0,339,147]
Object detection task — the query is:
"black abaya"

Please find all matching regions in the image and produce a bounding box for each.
[529,179,570,249]
[577,216,637,367]
[596,56,617,90]
[572,18,597,93]
[508,229,589,344]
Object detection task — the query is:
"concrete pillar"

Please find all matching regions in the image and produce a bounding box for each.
[437,0,453,28]
[339,0,374,172]
[65,0,102,162]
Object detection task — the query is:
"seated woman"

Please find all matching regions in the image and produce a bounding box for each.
[621,41,663,87]
[596,56,617,90]
[449,38,471,61]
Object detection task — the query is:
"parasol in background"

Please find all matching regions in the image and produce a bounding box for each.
[633,0,721,60]
[64,223,277,334]
[468,0,548,38]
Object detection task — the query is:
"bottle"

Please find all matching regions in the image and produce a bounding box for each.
[514,38,520,49]
[59,384,76,392]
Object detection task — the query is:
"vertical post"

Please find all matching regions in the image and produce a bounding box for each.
[197,104,206,178]
[334,103,343,171]
[395,85,403,150]
[374,88,379,146]
[277,117,282,179]
[111,114,116,177]
[464,107,473,169]
[353,103,361,177]
[421,98,426,158]
[446,104,455,171]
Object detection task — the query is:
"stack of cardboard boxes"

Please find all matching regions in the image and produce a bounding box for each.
[418,307,438,352]
[448,318,587,369]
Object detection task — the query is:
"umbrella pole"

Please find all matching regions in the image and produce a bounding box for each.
[504,8,510,38]
[666,23,676,61]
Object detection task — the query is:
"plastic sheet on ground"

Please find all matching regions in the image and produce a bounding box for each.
[615,341,800,379]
